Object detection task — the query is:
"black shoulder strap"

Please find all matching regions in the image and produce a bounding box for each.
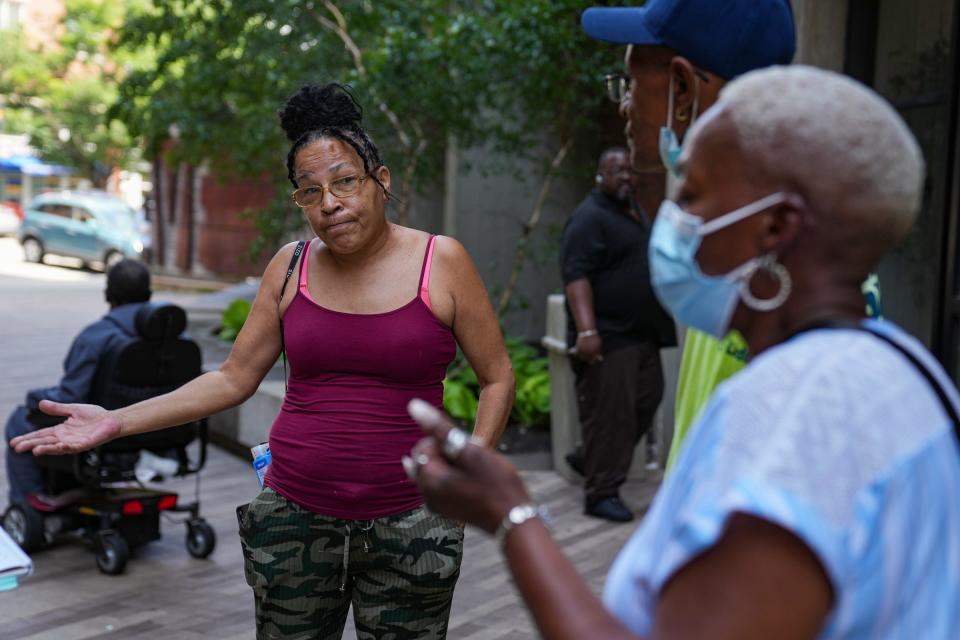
[278,241,306,391]
[798,320,960,444]
[863,329,960,442]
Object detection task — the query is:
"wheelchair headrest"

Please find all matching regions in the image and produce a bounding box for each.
[135,303,187,340]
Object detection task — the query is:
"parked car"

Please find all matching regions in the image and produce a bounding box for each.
[0,203,19,236]
[18,190,146,268]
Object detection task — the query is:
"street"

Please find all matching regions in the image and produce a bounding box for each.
[0,237,661,639]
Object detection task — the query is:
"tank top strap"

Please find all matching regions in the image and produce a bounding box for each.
[418,235,437,310]
[297,238,313,299]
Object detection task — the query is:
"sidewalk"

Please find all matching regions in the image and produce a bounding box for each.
[0,253,664,638]
[0,445,660,639]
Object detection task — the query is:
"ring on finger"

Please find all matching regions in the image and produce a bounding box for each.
[415,453,430,467]
[443,427,469,460]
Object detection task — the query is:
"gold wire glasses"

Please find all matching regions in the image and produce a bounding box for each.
[291,173,370,208]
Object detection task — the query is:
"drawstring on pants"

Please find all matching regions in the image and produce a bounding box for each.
[359,520,374,552]
[341,525,351,592]
[341,520,376,592]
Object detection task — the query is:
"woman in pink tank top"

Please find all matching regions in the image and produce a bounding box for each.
[16,84,514,639]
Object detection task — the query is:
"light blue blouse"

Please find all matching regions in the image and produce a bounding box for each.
[604,320,960,638]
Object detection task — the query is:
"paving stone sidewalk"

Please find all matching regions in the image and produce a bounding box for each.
[0,252,663,639]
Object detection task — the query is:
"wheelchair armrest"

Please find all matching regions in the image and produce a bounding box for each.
[26,409,67,428]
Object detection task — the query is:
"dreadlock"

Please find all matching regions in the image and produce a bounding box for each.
[278,83,386,192]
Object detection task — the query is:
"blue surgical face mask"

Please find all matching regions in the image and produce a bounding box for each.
[649,193,788,338]
[659,74,700,176]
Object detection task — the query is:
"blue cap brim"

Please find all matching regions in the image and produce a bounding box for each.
[581,7,660,45]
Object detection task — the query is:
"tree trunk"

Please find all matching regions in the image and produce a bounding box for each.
[495,139,573,318]
[395,138,426,226]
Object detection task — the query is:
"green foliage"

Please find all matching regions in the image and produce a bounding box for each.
[109,0,622,247]
[442,378,480,425]
[443,336,551,429]
[218,298,252,341]
[0,0,150,184]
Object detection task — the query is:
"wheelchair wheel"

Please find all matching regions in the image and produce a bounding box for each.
[185,519,216,559]
[2,503,46,553]
[95,530,129,575]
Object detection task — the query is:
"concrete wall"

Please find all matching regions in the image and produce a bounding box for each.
[792,0,849,70]
[791,0,956,348]
[457,147,583,338]
[865,0,955,346]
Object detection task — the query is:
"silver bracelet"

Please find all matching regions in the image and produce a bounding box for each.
[577,329,599,338]
[494,503,550,549]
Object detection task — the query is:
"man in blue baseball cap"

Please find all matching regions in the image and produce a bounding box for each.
[580,0,797,474]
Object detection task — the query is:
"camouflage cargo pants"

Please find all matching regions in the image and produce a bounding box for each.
[238,487,464,640]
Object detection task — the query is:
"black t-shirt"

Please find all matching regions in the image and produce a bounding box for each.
[560,190,677,351]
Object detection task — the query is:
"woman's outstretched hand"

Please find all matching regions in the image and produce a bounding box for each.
[405,398,530,534]
[10,400,121,455]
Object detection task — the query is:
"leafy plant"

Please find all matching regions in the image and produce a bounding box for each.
[443,335,551,430]
[442,378,480,425]
[218,298,251,342]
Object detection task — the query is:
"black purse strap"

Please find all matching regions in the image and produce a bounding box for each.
[796,319,960,444]
[278,241,306,391]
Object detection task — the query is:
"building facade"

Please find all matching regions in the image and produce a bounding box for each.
[839,0,959,379]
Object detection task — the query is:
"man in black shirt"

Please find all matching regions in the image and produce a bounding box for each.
[560,147,676,522]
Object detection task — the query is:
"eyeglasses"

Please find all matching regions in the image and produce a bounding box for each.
[291,173,370,208]
[605,73,631,104]
[603,68,711,104]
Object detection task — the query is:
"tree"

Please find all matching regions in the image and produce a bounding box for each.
[0,0,149,186]
[482,0,620,315]
[110,0,621,296]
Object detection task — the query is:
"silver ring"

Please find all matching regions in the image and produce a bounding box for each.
[415,453,430,467]
[443,428,469,460]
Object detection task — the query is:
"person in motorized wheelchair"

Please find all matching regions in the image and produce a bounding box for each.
[3,259,215,574]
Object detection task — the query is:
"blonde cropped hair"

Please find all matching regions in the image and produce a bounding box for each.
[718,65,924,244]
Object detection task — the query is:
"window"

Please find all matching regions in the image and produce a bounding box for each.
[72,207,93,223]
[0,0,24,30]
[36,203,71,219]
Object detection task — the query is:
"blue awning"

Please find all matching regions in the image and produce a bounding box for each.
[0,155,74,176]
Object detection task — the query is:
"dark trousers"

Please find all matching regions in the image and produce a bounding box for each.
[573,341,664,505]
[5,406,43,505]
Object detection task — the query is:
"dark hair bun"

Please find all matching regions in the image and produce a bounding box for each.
[278,83,363,142]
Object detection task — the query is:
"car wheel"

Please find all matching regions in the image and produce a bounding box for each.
[22,237,44,264]
[104,250,124,270]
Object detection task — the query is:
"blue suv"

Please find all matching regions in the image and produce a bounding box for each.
[18,190,146,269]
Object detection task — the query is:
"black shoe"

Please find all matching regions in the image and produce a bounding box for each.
[565,451,585,476]
[585,496,633,522]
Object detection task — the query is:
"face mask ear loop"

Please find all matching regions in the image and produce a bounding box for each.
[691,75,700,123]
[697,192,788,236]
[666,74,675,132]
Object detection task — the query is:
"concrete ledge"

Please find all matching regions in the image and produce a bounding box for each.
[542,294,679,481]
[208,380,284,452]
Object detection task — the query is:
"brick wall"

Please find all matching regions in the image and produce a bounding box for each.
[196,169,275,277]
[151,141,276,279]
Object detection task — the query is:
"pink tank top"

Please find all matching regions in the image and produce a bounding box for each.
[264,236,456,519]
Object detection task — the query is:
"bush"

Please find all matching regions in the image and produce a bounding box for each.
[443,336,551,430]
[218,299,251,342]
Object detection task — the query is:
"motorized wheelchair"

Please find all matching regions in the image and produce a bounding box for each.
[1,302,216,574]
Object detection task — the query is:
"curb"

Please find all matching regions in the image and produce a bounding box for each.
[152,273,243,292]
